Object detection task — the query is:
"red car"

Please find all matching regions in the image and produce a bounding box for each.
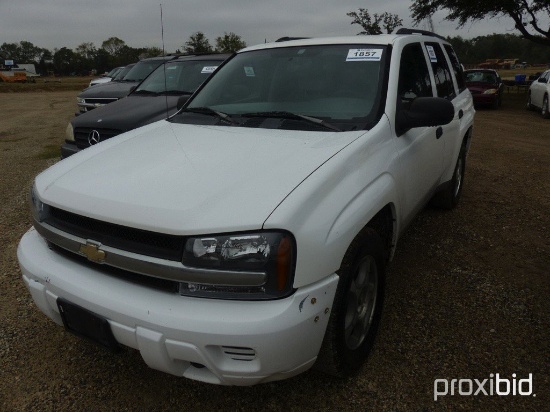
[464,69,504,109]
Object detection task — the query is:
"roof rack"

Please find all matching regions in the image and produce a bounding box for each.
[396,28,447,41]
[275,37,310,42]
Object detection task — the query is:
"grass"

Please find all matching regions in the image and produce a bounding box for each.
[37,144,61,160]
[0,76,93,93]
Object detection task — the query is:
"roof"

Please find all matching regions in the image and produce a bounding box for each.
[174,53,231,62]
[240,31,448,53]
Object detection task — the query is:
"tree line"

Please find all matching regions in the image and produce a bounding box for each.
[2,0,548,76]
[0,32,246,76]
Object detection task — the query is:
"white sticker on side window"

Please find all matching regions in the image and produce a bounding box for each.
[244,66,255,77]
[346,49,383,62]
[426,45,438,62]
[201,66,218,74]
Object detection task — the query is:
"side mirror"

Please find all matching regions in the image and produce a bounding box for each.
[396,97,454,136]
[177,95,190,111]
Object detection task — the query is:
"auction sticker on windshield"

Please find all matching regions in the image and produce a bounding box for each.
[346,49,383,62]
[201,66,218,74]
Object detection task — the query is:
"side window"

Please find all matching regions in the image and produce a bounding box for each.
[443,45,466,92]
[425,42,456,100]
[398,43,433,106]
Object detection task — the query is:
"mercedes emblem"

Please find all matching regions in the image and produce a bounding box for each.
[88,130,101,146]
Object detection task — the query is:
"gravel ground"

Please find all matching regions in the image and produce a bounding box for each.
[0,91,548,411]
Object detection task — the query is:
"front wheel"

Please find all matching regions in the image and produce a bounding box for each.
[542,95,550,119]
[315,228,385,377]
[527,93,535,111]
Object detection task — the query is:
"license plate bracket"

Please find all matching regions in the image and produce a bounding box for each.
[57,298,120,352]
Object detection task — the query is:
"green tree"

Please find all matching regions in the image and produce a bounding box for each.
[215,32,246,53]
[75,42,97,60]
[101,37,126,56]
[53,47,76,75]
[410,0,550,46]
[183,32,213,54]
[347,9,403,35]
[0,41,43,63]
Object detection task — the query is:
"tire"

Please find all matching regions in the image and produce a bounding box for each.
[542,95,550,119]
[527,93,535,111]
[492,95,499,110]
[432,144,466,210]
[315,228,385,377]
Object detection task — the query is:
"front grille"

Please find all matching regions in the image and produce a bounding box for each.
[74,127,122,149]
[44,206,185,261]
[50,243,179,293]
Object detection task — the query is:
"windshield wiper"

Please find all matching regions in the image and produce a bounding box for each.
[240,111,341,132]
[182,107,237,125]
[132,89,159,95]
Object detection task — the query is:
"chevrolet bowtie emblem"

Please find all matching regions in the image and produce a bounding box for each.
[79,241,106,263]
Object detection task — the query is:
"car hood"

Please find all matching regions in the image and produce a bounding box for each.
[37,122,363,235]
[79,81,138,99]
[72,95,182,132]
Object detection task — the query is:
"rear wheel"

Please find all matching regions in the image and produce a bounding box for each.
[315,228,385,377]
[432,144,466,210]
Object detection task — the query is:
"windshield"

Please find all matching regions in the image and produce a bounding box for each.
[106,67,122,78]
[465,71,498,84]
[134,60,223,94]
[172,44,387,131]
[122,60,165,82]
[114,64,134,81]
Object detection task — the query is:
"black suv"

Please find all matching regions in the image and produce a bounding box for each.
[62,54,230,158]
[76,56,178,113]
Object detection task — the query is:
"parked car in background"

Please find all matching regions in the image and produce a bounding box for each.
[62,54,230,158]
[77,56,177,113]
[527,69,550,118]
[464,69,503,109]
[89,66,124,87]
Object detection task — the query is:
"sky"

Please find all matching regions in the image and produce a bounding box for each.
[0,0,541,53]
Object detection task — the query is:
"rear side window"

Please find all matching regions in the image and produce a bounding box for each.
[398,43,433,105]
[443,45,466,92]
[425,43,456,100]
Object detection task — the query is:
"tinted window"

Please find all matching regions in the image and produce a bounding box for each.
[444,45,466,92]
[425,43,456,100]
[135,60,223,94]
[398,43,433,105]
[177,44,388,130]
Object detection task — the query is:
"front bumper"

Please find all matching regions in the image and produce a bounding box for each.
[18,228,338,385]
[60,141,80,159]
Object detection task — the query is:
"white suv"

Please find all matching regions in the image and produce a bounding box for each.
[18,29,474,385]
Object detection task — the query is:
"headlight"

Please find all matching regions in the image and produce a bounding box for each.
[30,183,49,223]
[65,122,74,141]
[483,89,498,95]
[77,97,85,104]
[179,231,295,300]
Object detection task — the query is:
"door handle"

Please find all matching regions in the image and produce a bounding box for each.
[458,109,464,119]
[436,127,443,139]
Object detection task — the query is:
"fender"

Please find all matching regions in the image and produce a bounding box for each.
[264,120,400,289]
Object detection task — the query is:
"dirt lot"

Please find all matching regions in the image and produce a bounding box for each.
[0,90,548,411]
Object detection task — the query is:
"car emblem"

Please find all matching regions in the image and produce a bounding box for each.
[79,241,106,263]
[88,130,101,146]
